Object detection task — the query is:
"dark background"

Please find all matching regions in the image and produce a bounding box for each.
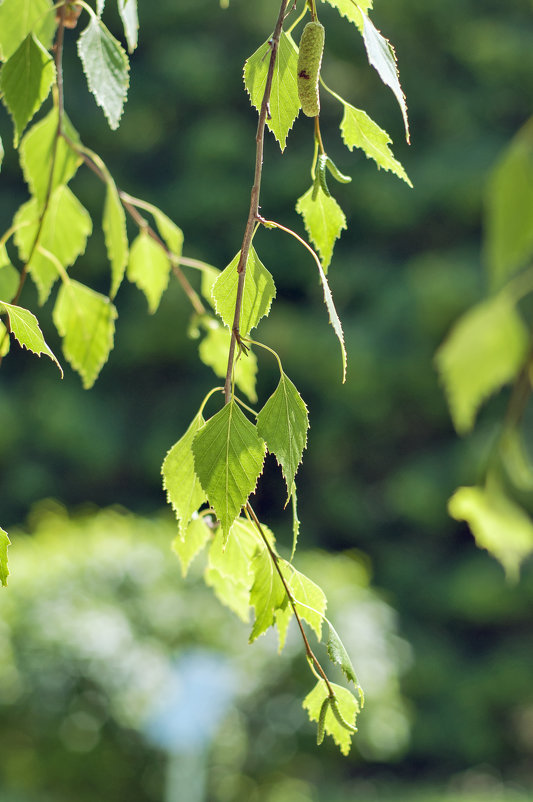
[1,0,533,799]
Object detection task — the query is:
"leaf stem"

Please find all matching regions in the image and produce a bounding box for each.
[223,0,290,404]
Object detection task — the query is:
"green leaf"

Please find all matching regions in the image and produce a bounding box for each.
[14,186,92,304]
[208,516,258,586]
[244,31,300,152]
[162,412,207,536]
[0,0,56,61]
[172,516,211,577]
[276,561,327,649]
[77,16,130,130]
[198,323,258,403]
[152,208,183,260]
[97,0,106,16]
[127,230,170,313]
[435,295,528,435]
[205,566,250,622]
[320,0,372,33]
[117,0,138,53]
[291,486,300,560]
[249,547,287,642]
[361,13,409,143]
[0,34,56,146]
[212,247,276,338]
[449,482,533,580]
[303,681,359,755]
[340,103,411,186]
[20,107,82,205]
[192,399,266,539]
[0,321,10,357]
[0,244,20,302]
[200,266,220,308]
[296,185,346,272]
[0,527,9,587]
[257,371,309,499]
[327,622,360,688]
[103,177,128,299]
[499,429,533,493]
[0,300,62,373]
[485,119,533,288]
[53,279,117,388]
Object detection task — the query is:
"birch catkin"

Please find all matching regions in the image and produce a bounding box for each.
[297,21,325,117]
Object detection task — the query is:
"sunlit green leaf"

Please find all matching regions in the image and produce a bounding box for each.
[303,680,359,755]
[208,516,258,586]
[127,230,170,313]
[296,185,346,272]
[117,0,138,53]
[449,481,533,580]
[320,0,372,32]
[361,13,409,142]
[485,119,533,288]
[0,527,9,587]
[0,321,10,357]
[327,622,360,688]
[244,31,300,151]
[0,0,56,61]
[172,516,211,577]
[499,428,533,492]
[257,371,309,499]
[276,560,326,649]
[0,244,19,302]
[205,565,250,622]
[212,247,276,338]
[162,411,207,536]
[198,323,258,403]
[20,107,82,205]
[0,300,62,373]
[200,265,220,309]
[53,279,117,388]
[103,177,128,299]
[435,295,528,434]
[0,33,55,146]
[192,400,266,539]
[14,186,92,304]
[249,547,287,642]
[77,16,130,130]
[340,103,411,185]
[152,207,183,260]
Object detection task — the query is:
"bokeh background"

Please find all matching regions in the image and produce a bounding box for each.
[1,0,533,800]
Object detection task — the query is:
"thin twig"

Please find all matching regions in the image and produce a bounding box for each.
[223,0,290,403]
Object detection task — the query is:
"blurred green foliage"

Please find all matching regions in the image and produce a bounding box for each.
[1,0,533,795]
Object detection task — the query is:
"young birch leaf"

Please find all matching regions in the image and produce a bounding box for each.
[162,412,207,537]
[244,31,300,152]
[77,16,130,130]
[0,527,9,587]
[276,561,327,649]
[296,186,346,272]
[250,547,287,642]
[192,400,266,540]
[199,323,258,403]
[53,280,117,389]
[361,13,410,143]
[172,516,211,577]
[0,322,9,358]
[340,104,412,186]
[303,681,359,755]
[435,295,528,435]
[256,371,309,500]
[485,120,533,288]
[0,301,62,374]
[14,186,92,304]
[320,0,373,33]
[200,266,220,309]
[291,486,300,560]
[0,244,20,302]
[0,0,56,61]
[449,483,533,580]
[212,247,276,338]
[205,566,250,623]
[103,177,128,299]
[152,208,184,261]
[0,34,56,146]
[97,0,106,16]
[208,517,258,586]
[327,622,360,688]
[20,107,82,205]
[117,0,139,53]
[127,230,170,313]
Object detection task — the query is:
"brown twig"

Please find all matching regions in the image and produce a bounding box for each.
[223,0,290,403]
